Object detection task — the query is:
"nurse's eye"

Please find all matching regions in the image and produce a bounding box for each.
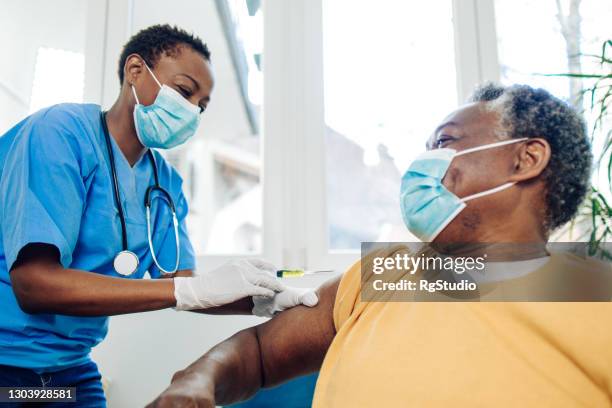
[177,86,192,99]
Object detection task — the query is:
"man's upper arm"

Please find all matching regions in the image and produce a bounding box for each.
[256,276,340,387]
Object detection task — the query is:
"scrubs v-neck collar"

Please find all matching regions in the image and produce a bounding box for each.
[105,129,152,223]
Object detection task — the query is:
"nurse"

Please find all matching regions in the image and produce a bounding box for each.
[0,24,317,407]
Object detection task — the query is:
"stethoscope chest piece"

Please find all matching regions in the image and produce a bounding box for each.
[114,250,139,276]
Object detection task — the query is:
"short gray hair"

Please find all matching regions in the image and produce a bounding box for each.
[469,83,592,231]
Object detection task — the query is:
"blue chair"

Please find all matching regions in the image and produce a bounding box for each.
[228,373,319,408]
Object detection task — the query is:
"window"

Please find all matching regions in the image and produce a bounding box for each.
[29,48,85,114]
[495,0,612,111]
[134,0,265,255]
[494,0,612,194]
[323,0,458,250]
[317,0,612,254]
[194,0,263,255]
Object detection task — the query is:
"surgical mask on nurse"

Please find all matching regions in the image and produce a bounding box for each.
[131,58,203,149]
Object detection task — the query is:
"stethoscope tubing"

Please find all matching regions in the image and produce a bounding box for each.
[100,111,180,275]
[101,111,129,251]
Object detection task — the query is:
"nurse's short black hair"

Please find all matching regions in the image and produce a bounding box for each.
[117,24,211,85]
[469,83,593,231]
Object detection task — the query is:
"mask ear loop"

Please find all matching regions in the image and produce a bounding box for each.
[454,137,528,157]
[130,57,162,105]
[131,85,141,105]
[143,62,163,89]
[454,137,528,202]
[461,182,516,202]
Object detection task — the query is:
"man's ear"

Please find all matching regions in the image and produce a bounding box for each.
[510,137,551,182]
[124,54,145,86]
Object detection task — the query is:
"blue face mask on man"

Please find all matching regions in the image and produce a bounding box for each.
[131,61,201,149]
[400,137,528,242]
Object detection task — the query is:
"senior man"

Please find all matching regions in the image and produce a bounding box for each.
[148,84,612,407]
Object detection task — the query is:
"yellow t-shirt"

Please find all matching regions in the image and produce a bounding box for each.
[312,251,612,407]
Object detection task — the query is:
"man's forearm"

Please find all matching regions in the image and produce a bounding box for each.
[172,327,264,405]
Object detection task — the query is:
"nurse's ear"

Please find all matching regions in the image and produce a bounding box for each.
[123,54,146,88]
[124,54,158,106]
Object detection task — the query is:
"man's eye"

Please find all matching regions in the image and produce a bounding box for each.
[436,136,454,147]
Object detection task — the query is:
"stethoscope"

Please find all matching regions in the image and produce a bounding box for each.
[100,111,180,276]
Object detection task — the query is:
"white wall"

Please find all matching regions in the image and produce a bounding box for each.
[0,0,86,132]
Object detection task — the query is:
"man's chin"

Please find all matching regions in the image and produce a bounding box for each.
[429,239,488,257]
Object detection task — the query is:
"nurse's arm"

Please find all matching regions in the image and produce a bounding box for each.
[147,276,339,408]
[11,244,176,316]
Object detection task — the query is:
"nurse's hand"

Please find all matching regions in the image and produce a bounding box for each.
[242,260,320,317]
[173,260,285,311]
[252,287,319,317]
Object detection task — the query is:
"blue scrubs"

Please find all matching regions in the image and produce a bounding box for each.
[0,103,196,372]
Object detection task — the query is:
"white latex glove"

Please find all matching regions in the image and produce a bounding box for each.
[244,258,277,273]
[174,259,286,311]
[252,287,319,317]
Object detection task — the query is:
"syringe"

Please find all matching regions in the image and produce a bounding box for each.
[276,269,334,278]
